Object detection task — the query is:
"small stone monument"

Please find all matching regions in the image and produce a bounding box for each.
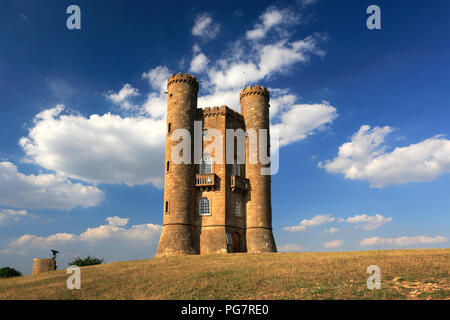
[32,249,59,275]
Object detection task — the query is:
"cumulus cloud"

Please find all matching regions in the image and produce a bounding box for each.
[1,216,161,255]
[192,13,220,40]
[142,65,171,93]
[319,125,450,187]
[346,214,392,231]
[80,216,160,242]
[360,236,447,247]
[195,29,334,149]
[299,0,318,7]
[19,106,165,188]
[0,209,37,226]
[207,33,326,92]
[246,6,299,40]
[0,161,103,210]
[271,102,337,147]
[278,244,305,252]
[323,227,339,234]
[141,66,171,119]
[107,84,140,111]
[324,239,343,248]
[284,214,334,232]
[0,216,162,274]
[190,52,209,73]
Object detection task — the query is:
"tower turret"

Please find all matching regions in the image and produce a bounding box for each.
[156,73,198,257]
[240,85,277,253]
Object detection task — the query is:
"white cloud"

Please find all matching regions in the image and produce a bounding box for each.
[284,214,334,232]
[80,216,160,242]
[190,52,209,73]
[141,66,171,118]
[246,6,298,40]
[324,239,343,248]
[271,102,337,147]
[323,227,339,234]
[0,209,36,226]
[192,13,220,40]
[346,214,392,231]
[107,84,139,111]
[1,216,161,254]
[319,125,450,187]
[278,244,305,252]
[208,33,326,92]
[299,0,318,7]
[46,78,75,102]
[284,224,307,232]
[19,106,165,188]
[0,161,103,211]
[142,66,171,93]
[360,236,447,247]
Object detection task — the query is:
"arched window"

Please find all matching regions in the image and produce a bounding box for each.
[200,155,212,174]
[233,200,241,217]
[232,163,240,176]
[167,122,172,134]
[199,198,210,216]
[166,161,170,172]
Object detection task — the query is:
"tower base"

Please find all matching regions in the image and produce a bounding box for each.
[155,224,197,257]
[246,228,277,253]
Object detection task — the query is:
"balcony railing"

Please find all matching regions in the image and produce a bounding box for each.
[195,173,216,190]
[230,175,250,193]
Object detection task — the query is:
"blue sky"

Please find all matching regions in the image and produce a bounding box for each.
[0,0,449,274]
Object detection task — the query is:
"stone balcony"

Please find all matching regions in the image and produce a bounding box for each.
[230,175,250,193]
[195,173,217,190]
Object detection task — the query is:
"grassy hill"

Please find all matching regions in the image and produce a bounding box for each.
[0,249,448,300]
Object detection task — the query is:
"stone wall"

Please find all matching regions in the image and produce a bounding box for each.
[32,258,55,275]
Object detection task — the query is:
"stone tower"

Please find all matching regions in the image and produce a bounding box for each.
[240,85,277,253]
[155,73,277,257]
[156,73,198,256]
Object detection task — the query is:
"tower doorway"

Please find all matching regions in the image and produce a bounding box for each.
[232,232,241,253]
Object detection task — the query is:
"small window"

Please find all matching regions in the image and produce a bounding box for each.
[233,200,241,217]
[169,93,173,97]
[166,161,170,173]
[165,201,169,214]
[168,123,172,134]
[232,163,240,176]
[200,155,212,174]
[199,198,210,216]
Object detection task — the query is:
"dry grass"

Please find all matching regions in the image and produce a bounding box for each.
[0,249,448,300]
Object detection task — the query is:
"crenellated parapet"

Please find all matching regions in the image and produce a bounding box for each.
[167,72,199,92]
[239,85,270,101]
[203,105,227,117]
[198,105,245,123]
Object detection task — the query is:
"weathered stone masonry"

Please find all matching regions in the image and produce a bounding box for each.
[156,73,277,257]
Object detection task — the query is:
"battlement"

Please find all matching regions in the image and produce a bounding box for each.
[198,105,244,123]
[167,72,199,92]
[239,85,270,101]
[203,105,227,117]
